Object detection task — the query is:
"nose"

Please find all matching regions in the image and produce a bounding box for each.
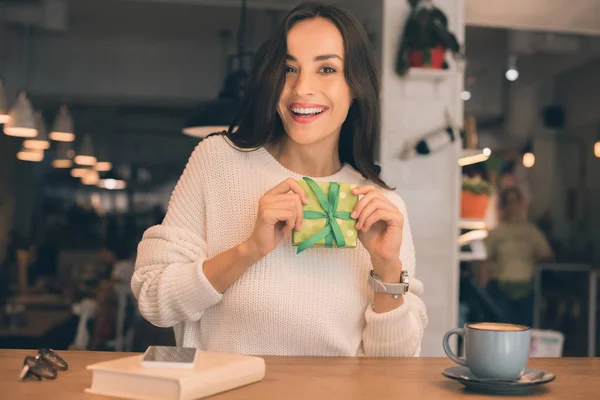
[292,71,316,97]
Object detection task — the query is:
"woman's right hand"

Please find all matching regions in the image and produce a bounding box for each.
[245,178,308,258]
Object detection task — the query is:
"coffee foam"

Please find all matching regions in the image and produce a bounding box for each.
[468,322,529,331]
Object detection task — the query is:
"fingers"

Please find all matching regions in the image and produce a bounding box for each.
[356,199,396,231]
[351,189,403,232]
[261,208,295,232]
[361,208,400,232]
[351,191,379,220]
[351,184,377,197]
[262,193,303,231]
[267,178,308,204]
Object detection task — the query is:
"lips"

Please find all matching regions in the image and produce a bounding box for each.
[288,103,328,124]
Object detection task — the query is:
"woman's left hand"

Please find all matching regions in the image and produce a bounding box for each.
[351,185,404,271]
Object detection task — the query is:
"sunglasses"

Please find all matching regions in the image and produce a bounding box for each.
[19,349,68,381]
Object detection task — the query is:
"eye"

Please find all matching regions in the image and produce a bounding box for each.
[285,65,297,74]
[320,66,337,74]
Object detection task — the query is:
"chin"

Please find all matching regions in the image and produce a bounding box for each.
[284,126,333,146]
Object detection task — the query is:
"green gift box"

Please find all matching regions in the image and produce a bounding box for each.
[293,177,359,254]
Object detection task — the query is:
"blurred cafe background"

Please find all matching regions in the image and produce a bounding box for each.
[1,0,599,357]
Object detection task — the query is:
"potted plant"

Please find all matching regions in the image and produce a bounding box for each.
[461,175,492,220]
[396,0,463,75]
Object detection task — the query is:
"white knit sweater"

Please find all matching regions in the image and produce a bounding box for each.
[131,135,428,357]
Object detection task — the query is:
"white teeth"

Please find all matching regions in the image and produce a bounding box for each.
[291,107,325,115]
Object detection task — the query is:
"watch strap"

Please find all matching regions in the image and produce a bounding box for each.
[368,270,409,297]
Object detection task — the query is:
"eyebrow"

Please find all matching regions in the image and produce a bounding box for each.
[285,54,343,62]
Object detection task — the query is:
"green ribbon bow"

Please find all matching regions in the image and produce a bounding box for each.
[297,177,353,254]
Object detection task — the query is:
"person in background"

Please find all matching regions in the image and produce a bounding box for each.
[480,187,554,326]
[132,2,427,357]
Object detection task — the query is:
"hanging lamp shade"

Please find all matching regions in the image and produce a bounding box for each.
[52,141,73,168]
[81,169,100,186]
[94,146,112,172]
[3,92,37,137]
[24,111,50,150]
[0,79,10,124]
[74,133,96,166]
[71,166,91,178]
[98,169,126,190]
[49,105,75,142]
[17,146,44,162]
[182,97,241,138]
[182,70,247,138]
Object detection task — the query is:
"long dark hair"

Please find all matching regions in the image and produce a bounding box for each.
[224,2,389,189]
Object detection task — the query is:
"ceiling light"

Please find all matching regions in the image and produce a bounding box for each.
[23,111,50,150]
[49,105,75,142]
[71,167,90,178]
[74,134,97,166]
[3,92,37,137]
[505,55,519,82]
[522,139,534,168]
[52,141,73,168]
[0,79,9,124]
[17,147,44,162]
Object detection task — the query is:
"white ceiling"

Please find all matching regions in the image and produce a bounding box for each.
[466,0,600,36]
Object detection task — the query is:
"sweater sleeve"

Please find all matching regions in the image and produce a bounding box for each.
[131,143,223,328]
[361,191,428,357]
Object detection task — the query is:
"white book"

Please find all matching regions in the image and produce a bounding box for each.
[85,351,265,400]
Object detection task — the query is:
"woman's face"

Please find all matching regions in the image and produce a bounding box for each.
[277,17,352,146]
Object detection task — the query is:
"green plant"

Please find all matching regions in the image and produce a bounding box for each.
[462,176,492,196]
[395,0,463,75]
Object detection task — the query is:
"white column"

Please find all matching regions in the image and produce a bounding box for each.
[379,0,464,356]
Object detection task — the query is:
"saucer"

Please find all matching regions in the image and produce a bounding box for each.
[442,366,556,394]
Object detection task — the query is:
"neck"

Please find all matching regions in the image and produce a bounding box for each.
[266,135,343,177]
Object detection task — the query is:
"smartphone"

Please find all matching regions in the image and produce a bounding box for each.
[141,346,198,368]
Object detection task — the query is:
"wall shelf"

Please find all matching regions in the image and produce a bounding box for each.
[459,148,490,166]
[460,218,487,230]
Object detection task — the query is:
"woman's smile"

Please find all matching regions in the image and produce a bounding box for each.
[288,102,329,124]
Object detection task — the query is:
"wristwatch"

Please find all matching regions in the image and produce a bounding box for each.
[368,270,409,299]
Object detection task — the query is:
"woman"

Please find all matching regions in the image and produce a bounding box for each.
[482,187,553,326]
[132,2,427,357]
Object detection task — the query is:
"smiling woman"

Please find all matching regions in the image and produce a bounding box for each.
[227,2,384,187]
[132,2,428,358]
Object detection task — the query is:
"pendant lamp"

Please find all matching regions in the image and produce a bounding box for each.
[49,105,75,142]
[0,79,9,124]
[4,92,37,137]
[71,166,91,178]
[81,169,100,186]
[24,111,50,150]
[94,146,112,172]
[17,146,44,162]
[52,141,73,168]
[74,133,97,166]
[182,0,250,138]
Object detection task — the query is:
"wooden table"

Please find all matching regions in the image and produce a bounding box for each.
[1,350,599,399]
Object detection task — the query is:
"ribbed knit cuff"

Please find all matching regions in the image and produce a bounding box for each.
[159,258,223,321]
[362,293,426,357]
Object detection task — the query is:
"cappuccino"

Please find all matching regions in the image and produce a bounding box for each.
[468,322,529,331]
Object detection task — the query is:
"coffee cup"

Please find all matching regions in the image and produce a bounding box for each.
[443,322,531,380]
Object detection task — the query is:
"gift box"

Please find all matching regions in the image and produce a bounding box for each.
[293,177,358,254]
